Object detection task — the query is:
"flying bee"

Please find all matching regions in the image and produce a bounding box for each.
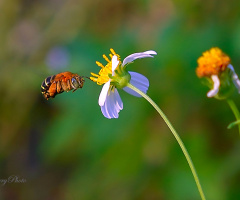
[41,71,84,100]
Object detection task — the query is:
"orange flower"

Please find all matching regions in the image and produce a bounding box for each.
[196,47,230,78]
[196,47,240,98]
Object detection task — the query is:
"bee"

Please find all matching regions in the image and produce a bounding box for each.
[41,71,84,100]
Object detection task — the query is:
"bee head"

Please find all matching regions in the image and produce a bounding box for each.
[71,76,84,89]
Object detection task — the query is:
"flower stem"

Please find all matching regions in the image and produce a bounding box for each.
[127,83,206,200]
[226,99,240,135]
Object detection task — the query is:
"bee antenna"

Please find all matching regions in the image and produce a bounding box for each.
[83,76,91,80]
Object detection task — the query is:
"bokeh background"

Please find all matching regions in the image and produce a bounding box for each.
[1,0,240,199]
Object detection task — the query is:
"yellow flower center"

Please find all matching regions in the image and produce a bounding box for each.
[196,47,231,78]
[90,48,121,85]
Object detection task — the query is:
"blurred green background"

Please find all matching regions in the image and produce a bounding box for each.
[1,0,240,199]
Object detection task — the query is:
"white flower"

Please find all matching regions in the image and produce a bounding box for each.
[90,49,157,119]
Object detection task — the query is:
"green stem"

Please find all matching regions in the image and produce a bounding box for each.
[127,83,206,200]
[227,120,240,129]
[227,99,240,135]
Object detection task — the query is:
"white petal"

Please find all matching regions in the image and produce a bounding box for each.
[98,81,110,106]
[100,88,123,119]
[113,89,123,110]
[123,71,149,97]
[101,105,111,119]
[106,90,118,118]
[122,50,157,67]
[228,64,240,93]
[101,91,115,118]
[112,55,119,76]
[207,75,220,97]
[143,50,157,55]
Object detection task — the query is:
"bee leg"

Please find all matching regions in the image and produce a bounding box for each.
[49,82,57,98]
[56,81,62,93]
[67,79,76,92]
[63,79,71,92]
[67,79,71,91]
[43,92,50,100]
[61,80,68,92]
